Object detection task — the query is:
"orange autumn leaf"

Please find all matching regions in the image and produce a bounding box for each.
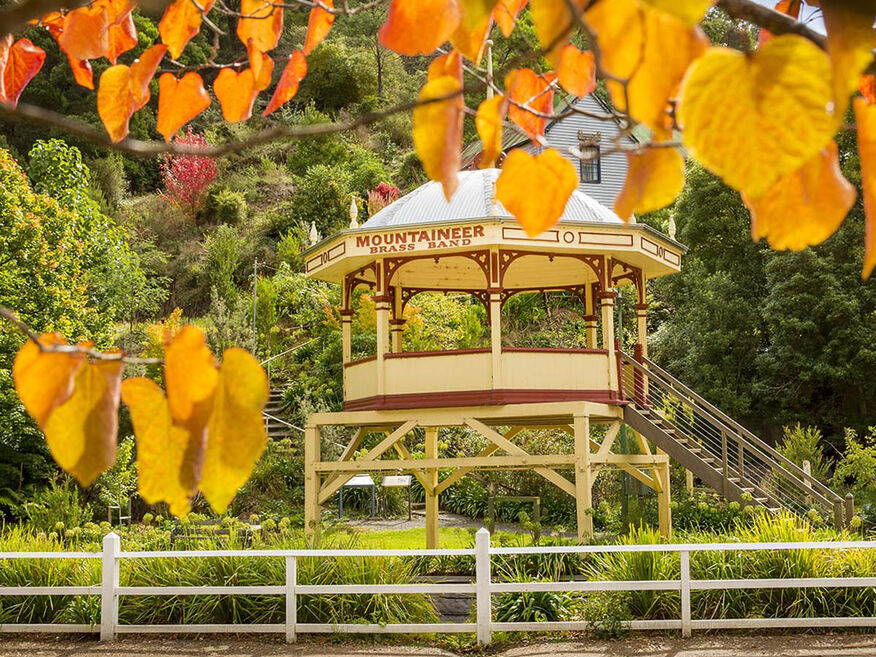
[861,75,876,104]
[854,97,876,278]
[43,358,123,487]
[586,0,708,133]
[758,0,802,47]
[13,334,83,429]
[246,40,274,91]
[451,0,497,62]
[66,53,94,89]
[530,0,583,66]
[215,67,257,122]
[506,67,554,138]
[557,44,595,97]
[122,377,195,516]
[303,0,335,56]
[742,141,855,251]
[821,3,876,119]
[157,72,211,141]
[496,148,577,236]
[450,11,492,63]
[263,50,307,116]
[200,348,269,513]
[428,50,462,84]
[493,0,527,37]
[679,35,836,198]
[159,0,216,60]
[97,44,166,142]
[237,0,283,53]
[614,147,685,221]
[0,37,46,107]
[413,75,463,200]
[641,0,715,27]
[164,325,219,494]
[59,4,109,61]
[105,0,137,64]
[475,93,507,169]
[379,0,462,55]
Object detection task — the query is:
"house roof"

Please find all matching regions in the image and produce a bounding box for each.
[360,168,623,229]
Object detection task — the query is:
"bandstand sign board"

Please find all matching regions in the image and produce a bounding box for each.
[301,168,685,546]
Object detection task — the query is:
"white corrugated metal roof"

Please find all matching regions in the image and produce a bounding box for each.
[360,168,622,229]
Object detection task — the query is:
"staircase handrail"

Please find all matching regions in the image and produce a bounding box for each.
[259,340,314,367]
[622,353,842,505]
[262,411,304,434]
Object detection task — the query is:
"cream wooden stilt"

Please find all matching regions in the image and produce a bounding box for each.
[574,413,593,541]
[489,292,502,388]
[658,460,672,538]
[304,424,321,543]
[584,284,597,350]
[599,292,618,394]
[686,469,695,493]
[425,427,439,549]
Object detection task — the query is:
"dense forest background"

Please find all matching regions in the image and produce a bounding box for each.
[0,4,874,523]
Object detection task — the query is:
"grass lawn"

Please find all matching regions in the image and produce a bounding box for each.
[335,526,540,549]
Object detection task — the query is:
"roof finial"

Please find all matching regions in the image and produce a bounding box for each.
[349,196,359,229]
[308,221,321,246]
[668,212,677,240]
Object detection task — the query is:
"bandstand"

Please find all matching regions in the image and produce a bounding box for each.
[301,168,686,545]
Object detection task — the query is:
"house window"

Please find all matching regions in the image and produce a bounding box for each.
[580,144,601,183]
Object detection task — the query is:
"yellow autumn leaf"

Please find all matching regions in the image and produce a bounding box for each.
[475,94,506,169]
[679,35,837,198]
[586,0,708,133]
[495,148,577,236]
[640,0,715,26]
[530,0,582,66]
[614,147,685,221]
[854,97,876,278]
[413,75,463,200]
[164,325,218,491]
[13,334,82,428]
[43,359,123,487]
[821,3,875,119]
[742,141,855,251]
[200,348,269,513]
[121,377,194,516]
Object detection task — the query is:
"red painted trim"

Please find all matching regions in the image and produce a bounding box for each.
[501,346,608,355]
[344,355,377,368]
[343,388,621,411]
[384,348,491,359]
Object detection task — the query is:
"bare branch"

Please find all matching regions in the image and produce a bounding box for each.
[0,306,162,364]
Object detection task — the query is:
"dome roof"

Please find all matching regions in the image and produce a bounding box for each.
[361,168,622,229]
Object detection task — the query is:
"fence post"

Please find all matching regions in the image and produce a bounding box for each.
[845,493,855,531]
[285,556,297,643]
[680,550,691,638]
[100,532,120,641]
[475,527,491,647]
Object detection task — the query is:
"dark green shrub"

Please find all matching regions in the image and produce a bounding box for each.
[204,187,247,224]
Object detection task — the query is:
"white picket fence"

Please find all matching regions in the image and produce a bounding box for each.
[2,528,876,645]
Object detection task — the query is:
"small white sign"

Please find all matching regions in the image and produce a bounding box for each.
[344,474,375,487]
[382,475,411,488]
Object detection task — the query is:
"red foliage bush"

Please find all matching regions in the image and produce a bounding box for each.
[159,127,218,214]
[367,182,401,215]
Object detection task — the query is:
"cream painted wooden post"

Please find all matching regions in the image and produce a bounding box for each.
[599,291,618,395]
[685,469,694,494]
[390,285,404,353]
[635,303,649,359]
[584,284,597,349]
[425,426,439,549]
[304,424,321,542]
[680,549,691,637]
[340,310,352,394]
[574,413,593,541]
[489,291,502,389]
[100,532,120,641]
[375,260,389,395]
[285,555,297,643]
[475,528,491,646]
[658,460,672,539]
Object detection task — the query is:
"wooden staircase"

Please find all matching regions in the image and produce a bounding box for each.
[620,352,850,529]
[263,388,295,441]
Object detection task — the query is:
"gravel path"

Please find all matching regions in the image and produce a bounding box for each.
[3,634,876,657]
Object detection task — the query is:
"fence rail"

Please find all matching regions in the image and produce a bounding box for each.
[2,530,876,644]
